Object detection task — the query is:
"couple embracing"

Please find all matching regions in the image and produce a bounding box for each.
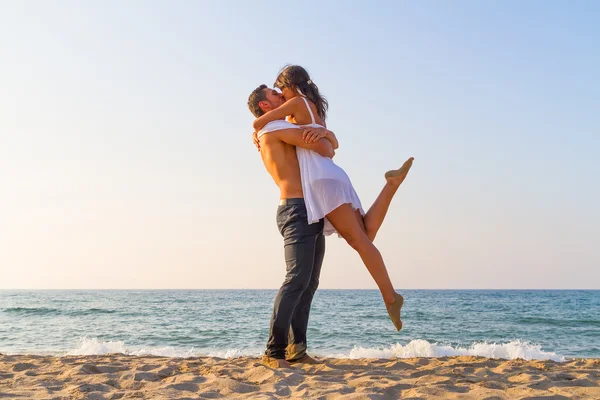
[247,65,414,368]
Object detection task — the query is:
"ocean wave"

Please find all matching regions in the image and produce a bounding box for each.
[63,337,565,361]
[335,339,565,362]
[207,348,252,358]
[2,307,119,316]
[2,307,63,315]
[66,337,197,358]
[517,316,600,327]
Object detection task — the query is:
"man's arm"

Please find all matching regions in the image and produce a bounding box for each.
[268,128,335,158]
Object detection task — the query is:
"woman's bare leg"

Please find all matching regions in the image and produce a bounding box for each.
[327,203,404,330]
[361,157,414,241]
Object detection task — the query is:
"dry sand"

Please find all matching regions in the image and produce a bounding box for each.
[1,353,599,399]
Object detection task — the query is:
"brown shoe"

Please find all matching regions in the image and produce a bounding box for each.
[286,343,306,361]
[261,355,291,369]
[288,354,322,365]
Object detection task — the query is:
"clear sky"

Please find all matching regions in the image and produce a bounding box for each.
[1,1,598,289]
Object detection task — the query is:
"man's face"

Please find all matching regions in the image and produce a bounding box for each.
[259,88,285,113]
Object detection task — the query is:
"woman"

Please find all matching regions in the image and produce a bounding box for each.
[253,65,413,331]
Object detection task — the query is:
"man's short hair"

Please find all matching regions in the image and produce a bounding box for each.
[248,84,268,117]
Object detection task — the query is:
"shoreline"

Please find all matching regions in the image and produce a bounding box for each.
[2,354,599,399]
[0,337,572,362]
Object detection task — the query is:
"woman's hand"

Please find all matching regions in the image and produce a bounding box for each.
[302,127,328,143]
[252,131,260,151]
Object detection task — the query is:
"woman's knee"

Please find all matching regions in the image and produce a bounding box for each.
[364,227,376,242]
[343,231,370,252]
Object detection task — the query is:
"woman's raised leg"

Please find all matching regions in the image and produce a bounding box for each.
[327,203,404,330]
[361,157,414,241]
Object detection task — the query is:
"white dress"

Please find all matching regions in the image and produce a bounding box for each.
[258,98,364,236]
[295,97,363,236]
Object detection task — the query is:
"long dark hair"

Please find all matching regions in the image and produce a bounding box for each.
[274,65,328,121]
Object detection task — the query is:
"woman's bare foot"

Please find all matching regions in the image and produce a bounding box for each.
[386,293,404,331]
[385,157,414,187]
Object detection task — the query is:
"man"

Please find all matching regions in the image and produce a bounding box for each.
[247,85,336,368]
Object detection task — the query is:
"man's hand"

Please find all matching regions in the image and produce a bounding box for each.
[303,127,339,150]
[271,128,335,158]
[252,131,261,151]
[302,127,327,143]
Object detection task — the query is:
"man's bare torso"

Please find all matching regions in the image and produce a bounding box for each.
[259,130,303,199]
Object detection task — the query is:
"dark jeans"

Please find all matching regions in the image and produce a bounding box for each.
[265,199,325,360]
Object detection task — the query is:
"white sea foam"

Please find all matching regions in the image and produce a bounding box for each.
[66,337,196,358]
[333,339,565,362]
[66,337,128,356]
[207,348,254,358]
[63,337,565,361]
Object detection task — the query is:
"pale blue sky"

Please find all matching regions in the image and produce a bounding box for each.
[1,1,598,289]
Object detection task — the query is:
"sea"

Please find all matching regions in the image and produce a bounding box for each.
[1,290,599,361]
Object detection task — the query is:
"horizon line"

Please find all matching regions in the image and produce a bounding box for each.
[1,288,599,291]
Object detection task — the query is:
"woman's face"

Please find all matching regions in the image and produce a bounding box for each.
[280,86,297,101]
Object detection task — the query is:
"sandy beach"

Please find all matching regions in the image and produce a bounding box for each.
[1,354,599,399]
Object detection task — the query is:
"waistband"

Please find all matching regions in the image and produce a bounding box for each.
[279,198,305,206]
